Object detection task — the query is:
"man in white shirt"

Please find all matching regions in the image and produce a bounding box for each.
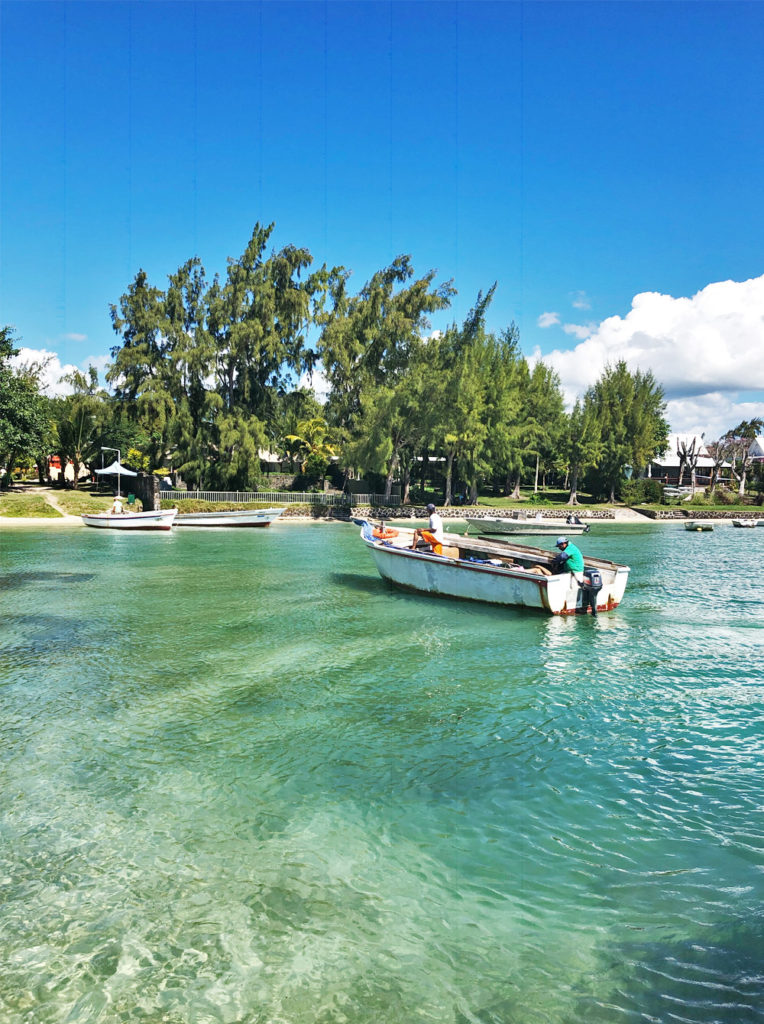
[412,502,445,553]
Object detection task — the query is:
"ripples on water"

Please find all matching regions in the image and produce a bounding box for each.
[1,522,764,1022]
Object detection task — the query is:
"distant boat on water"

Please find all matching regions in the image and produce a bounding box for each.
[465,513,590,537]
[684,521,713,532]
[173,507,286,527]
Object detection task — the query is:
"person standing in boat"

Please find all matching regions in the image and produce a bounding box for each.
[412,503,445,555]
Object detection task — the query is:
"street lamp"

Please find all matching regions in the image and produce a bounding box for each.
[101,446,122,496]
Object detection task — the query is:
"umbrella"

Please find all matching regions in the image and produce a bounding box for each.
[95,459,137,497]
[94,460,138,477]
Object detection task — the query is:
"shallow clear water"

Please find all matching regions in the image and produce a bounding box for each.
[1,521,763,1023]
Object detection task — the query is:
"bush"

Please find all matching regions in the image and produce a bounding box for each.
[712,487,737,505]
[687,491,708,506]
[621,478,663,504]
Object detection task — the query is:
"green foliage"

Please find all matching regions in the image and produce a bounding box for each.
[125,447,150,472]
[620,478,663,504]
[49,367,110,488]
[585,362,669,502]
[0,327,51,485]
[318,254,454,497]
[70,224,682,505]
[687,491,709,506]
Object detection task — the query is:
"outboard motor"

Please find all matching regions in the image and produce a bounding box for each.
[581,568,603,616]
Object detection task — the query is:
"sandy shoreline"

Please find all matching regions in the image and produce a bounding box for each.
[0,507,727,529]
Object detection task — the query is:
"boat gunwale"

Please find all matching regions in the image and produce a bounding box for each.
[362,523,628,574]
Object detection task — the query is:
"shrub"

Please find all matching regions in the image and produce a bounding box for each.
[621,478,663,504]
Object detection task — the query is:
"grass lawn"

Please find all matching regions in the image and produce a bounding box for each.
[54,489,119,515]
[475,490,599,509]
[0,492,62,517]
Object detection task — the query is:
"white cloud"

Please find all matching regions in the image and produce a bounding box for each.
[64,332,88,342]
[537,312,560,328]
[539,275,764,435]
[10,348,114,396]
[562,322,593,340]
[10,348,80,397]
[571,291,591,310]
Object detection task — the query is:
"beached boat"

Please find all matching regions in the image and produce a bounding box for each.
[358,521,628,615]
[465,513,590,537]
[732,519,758,528]
[174,507,286,527]
[81,508,178,531]
[684,521,713,532]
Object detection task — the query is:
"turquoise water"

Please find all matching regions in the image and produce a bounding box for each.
[1,521,763,1023]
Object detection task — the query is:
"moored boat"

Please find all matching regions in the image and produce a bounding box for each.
[732,519,758,528]
[358,521,628,616]
[465,514,590,537]
[81,508,178,531]
[684,521,713,532]
[174,507,286,527]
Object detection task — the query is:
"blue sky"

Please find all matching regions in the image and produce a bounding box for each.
[2,0,763,437]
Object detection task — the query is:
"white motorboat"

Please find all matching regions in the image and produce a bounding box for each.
[81,508,178,530]
[465,513,590,537]
[173,507,286,527]
[684,521,713,532]
[732,519,758,528]
[358,522,628,616]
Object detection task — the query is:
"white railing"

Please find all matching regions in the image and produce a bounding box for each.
[164,489,402,507]
[349,494,401,506]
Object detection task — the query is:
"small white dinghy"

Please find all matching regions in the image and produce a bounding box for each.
[81,508,178,531]
[732,519,758,528]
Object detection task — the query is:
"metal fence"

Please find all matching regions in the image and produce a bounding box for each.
[166,490,401,507]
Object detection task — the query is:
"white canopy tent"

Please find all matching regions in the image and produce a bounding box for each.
[94,460,138,496]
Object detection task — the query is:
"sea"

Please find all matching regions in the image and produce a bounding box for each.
[1,520,763,1024]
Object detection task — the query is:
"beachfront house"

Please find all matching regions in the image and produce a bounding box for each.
[648,433,716,487]
[748,436,764,461]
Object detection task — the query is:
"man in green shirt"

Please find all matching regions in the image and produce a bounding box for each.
[554,536,602,615]
[553,536,584,578]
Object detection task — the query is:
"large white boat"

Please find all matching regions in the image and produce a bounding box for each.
[358,522,628,616]
[464,513,590,537]
[81,508,178,530]
[174,507,286,527]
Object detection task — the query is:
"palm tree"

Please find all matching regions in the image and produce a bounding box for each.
[284,417,338,483]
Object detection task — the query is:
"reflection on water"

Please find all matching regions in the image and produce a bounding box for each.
[1,522,763,1022]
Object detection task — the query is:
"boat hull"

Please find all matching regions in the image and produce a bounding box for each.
[174,507,286,527]
[361,525,628,615]
[732,519,757,528]
[81,509,178,530]
[465,516,590,537]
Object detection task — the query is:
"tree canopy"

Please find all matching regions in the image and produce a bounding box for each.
[2,225,699,505]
